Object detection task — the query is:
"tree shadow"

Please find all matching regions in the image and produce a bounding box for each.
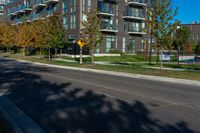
[0,58,197,133]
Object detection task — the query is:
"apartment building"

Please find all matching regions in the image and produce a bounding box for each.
[181,23,200,43]
[0,0,5,16]
[3,0,147,54]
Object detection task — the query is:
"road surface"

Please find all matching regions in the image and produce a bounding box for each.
[0,58,200,133]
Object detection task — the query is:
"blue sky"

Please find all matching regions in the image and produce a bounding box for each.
[173,0,200,24]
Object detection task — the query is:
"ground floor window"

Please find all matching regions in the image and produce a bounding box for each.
[127,38,136,54]
[105,36,116,53]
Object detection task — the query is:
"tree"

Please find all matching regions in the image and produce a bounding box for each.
[42,15,66,60]
[82,10,103,63]
[174,27,190,63]
[16,22,34,56]
[32,20,47,56]
[146,0,179,69]
[195,42,200,55]
[183,42,193,55]
[1,23,16,53]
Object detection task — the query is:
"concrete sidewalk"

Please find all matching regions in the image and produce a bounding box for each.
[53,58,200,72]
[8,58,200,87]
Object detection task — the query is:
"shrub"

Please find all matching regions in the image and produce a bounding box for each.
[195,42,200,55]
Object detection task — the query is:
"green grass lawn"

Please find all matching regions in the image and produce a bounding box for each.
[1,53,200,81]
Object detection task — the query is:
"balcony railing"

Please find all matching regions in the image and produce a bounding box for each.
[127,26,145,35]
[123,11,145,20]
[34,0,46,8]
[21,5,32,12]
[127,0,147,6]
[33,13,42,20]
[100,24,118,32]
[8,11,17,16]
[44,0,59,4]
[16,18,22,24]
[98,6,114,16]
[11,4,32,15]
[98,1,114,16]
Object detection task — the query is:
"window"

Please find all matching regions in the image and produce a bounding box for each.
[105,36,115,52]
[128,38,136,54]
[62,2,68,14]
[69,0,76,29]
[70,14,76,29]
[63,16,68,29]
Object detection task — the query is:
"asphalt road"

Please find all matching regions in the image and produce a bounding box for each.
[0,58,200,133]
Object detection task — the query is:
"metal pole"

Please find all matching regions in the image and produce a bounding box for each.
[160,45,163,71]
[80,47,83,64]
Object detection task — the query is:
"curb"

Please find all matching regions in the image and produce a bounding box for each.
[9,58,200,87]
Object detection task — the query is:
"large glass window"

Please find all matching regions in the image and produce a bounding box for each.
[128,38,136,54]
[105,36,115,53]
[70,14,76,29]
[62,2,68,14]
[69,0,76,29]
[63,16,68,29]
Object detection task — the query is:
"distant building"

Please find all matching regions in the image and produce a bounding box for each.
[181,23,200,43]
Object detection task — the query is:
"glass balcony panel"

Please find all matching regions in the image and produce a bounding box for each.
[98,1,113,15]
[127,0,147,6]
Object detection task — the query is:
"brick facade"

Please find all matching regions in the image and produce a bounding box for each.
[3,0,148,54]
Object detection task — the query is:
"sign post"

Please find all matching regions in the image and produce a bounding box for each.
[77,39,85,64]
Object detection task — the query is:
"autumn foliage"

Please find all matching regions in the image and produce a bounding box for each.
[0,16,66,59]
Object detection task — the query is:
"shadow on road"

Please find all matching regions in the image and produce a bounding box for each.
[0,58,196,133]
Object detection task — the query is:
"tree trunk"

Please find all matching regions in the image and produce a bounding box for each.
[48,48,51,61]
[26,48,29,55]
[80,47,83,64]
[177,45,180,65]
[149,33,153,64]
[90,49,94,64]
[23,47,26,56]
[40,47,42,57]
[55,48,58,57]
[156,50,159,64]
[60,49,62,56]
[160,47,163,71]
[7,47,9,53]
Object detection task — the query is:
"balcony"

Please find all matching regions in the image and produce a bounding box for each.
[127,27,145,35]
[44,0,59,5]
[14,7,25,15]
[98,1,114,16]
[123,12,145,20]
[9,12,17,16]
[31,12,40,21]
[21,5,32,12]
[16,18,22,25]
[34,0,46,8]
[0,6,3,13]
[0,0,5,5]
[100,24,118,33]
[127,0,147,6]
[98,6,114,16]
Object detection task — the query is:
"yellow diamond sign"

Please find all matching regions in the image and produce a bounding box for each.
[78,39,85,48]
